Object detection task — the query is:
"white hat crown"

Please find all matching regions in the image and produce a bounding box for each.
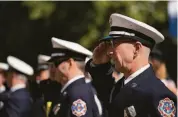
[109,13,164,44]
[0,62,9,71]
[51,37,93,57]
[7,56,34,76]
[38,54,51,64]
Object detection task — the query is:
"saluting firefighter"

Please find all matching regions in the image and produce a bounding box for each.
[86,13,177,117]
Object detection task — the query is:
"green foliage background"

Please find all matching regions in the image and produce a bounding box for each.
[0,1,177,81]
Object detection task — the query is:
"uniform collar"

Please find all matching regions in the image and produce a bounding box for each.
[115,73,124,83]
[124,64,150,85]
[61,75,85,93]
[85,78,92,83]
[11,84,26,92]
[0,85,6,93]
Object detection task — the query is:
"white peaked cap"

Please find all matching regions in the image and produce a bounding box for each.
[0,62,9,71]
[38,54,51,64]
[7,56,34,76]
[51,37,93,57]
[109,13,164,44]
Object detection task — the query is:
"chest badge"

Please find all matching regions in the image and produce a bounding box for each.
[53,103,61,115]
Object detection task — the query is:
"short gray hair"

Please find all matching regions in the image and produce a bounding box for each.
[17,74,28,83]
[75,61,85,73]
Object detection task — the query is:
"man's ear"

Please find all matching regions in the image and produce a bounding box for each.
[68,58,74,66]
[133,41,142,58]
[62,58,73,71]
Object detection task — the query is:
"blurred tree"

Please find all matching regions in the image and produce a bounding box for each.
[22,1,168,48]
[22,1,56,20]
[80,1,168,48]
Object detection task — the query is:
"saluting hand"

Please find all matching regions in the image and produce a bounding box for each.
[92,42,111,65]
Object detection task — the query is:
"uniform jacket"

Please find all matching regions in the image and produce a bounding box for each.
[0,88,32,117]
[49,76,102,117]
[86,60,177,117]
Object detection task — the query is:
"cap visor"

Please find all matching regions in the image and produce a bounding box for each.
[47,57,58,63]
[99,35,122,42]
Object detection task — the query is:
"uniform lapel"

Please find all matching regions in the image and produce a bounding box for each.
[109,77,125,103]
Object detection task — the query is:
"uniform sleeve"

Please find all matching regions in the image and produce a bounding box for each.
[4,94,32,117]
[68,86,97,117]
[0,92,9,101]
[149,92,177,117]
[123,83,177,117]
[0,92,9,112]
[85,59,114,109]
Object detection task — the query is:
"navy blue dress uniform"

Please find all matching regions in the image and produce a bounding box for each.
[29,78,61,117]
[87,61,177,117]
[49,76,102,117]
[39,78,62,117]
[86,13,177,117]
[48,37,103,117]
[30,54,62,117]
[37,56,62,116]
[0,88,32,117]
[0,88,9,111]
[33,62,62,104]
[0,62,9,110]
[0,56,34,117]
[29,80,46,117]
[39,78,62,105]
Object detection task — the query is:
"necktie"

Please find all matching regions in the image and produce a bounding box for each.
[122,79,125,88]
[109,84,116,103]
[109,78,125,103]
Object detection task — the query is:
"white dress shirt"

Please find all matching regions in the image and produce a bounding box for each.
[61,75,85,93]
[124,64,150,85]
[0,85,6,93]
[10,84,26,92]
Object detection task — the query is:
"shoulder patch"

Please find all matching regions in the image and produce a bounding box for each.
[71,99,87,117]
[158,97,176,117]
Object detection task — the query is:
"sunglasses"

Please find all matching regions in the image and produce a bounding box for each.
[104,38,136,48]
